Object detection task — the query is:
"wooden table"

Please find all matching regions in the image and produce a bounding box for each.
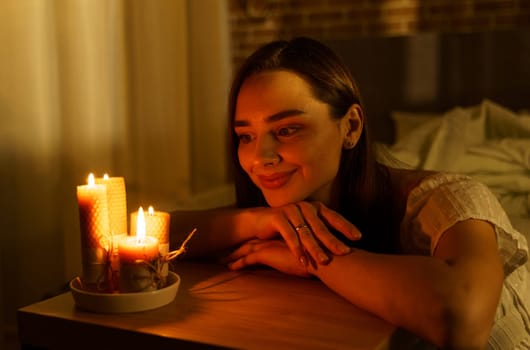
[18,262,397,349]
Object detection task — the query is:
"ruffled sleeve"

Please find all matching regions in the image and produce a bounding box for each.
[400,173,528,275]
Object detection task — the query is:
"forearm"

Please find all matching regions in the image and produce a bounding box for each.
[310,250,501,349]
[169,206,261,257]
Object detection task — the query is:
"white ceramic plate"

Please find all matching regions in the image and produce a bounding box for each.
[70,271,180,313]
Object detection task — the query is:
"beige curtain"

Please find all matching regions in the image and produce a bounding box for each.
[0,0,232,336]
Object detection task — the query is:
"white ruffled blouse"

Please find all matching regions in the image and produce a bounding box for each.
[400,173,530,349]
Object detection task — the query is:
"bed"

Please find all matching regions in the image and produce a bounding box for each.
[383,100,530,246]
[324,29,530,268]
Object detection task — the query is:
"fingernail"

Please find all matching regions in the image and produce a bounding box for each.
[341,246,351,254]
[318,252,329,264]
[299,256,307,266]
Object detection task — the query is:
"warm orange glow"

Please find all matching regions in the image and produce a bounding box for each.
[103,173,109,180]
[87,173,95,186]
[136,207,146,243]
[148,206,155,215]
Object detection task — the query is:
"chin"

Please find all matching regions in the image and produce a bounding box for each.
[265,198,289,208]
[263,191,307,208]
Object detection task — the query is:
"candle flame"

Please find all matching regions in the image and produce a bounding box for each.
[148,206,154,215]
[103,173,109,180]
[87,173,95,186]
[136,206,146,244]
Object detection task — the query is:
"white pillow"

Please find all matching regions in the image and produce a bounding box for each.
[390,111,443,142]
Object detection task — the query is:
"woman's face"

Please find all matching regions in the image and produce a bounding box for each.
[234,70,350,207]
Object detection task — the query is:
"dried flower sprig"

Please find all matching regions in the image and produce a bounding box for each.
[165,228,198,262]
[143,228,198,289]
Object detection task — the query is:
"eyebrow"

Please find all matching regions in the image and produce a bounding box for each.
[234,109,306,127]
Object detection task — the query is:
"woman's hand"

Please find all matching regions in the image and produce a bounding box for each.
[225,239,313,277]
[250,201,361,267]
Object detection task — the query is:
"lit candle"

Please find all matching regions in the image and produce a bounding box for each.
[131,206,170,283]
[95,174,127,290]
[76,173,110,290]
[95,174,127,236]
[118,207,159,292]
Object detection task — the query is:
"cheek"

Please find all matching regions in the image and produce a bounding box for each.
[305,148,341,175]
[301,140,342,176]
[304,132,342,161]
[237,147,252,173]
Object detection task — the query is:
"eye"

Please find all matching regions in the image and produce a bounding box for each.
[237,133,253,144]
[276,126,300,138]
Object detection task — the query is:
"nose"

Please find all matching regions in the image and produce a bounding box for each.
[253,133,280,168]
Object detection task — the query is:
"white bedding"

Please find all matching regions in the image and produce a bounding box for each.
[380,99,530,263]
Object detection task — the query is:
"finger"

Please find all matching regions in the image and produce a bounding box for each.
[228,255,255,270]
[314,202,362,240]
[282,203,330,265]
[296,222,331,264]
[226,240,276,270]
[299,202,360,256]
[295,202,351,257]
[283,204,323,265]
[223,239,263,263]
[272,209,308,266]
[227,255,246,270]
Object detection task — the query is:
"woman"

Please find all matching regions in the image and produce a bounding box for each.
[171,37,529,349]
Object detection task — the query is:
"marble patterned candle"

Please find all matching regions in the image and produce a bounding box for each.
[77,173,111,290]
[119,207,159,292]
[130,206,170,283]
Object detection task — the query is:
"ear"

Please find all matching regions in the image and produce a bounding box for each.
[341,104,363,150]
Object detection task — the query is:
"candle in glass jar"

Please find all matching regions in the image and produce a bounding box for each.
[76,173,110,290]
[118,207,159,292]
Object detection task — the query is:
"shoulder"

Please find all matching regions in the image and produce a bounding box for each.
[397,172,528,274]
[406,172,496,210]
[401,171,504,231]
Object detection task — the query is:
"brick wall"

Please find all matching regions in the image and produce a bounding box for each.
[228,0,530,68]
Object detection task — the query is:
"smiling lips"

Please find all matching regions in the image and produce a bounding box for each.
[257,169,297,189]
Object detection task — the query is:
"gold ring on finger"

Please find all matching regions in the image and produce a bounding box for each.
[294,223,310,232]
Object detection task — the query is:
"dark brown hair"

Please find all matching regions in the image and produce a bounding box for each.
[228,37,396,253]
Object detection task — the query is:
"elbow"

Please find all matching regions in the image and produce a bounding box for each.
[434,295,495,350]
[438,317,491,349]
